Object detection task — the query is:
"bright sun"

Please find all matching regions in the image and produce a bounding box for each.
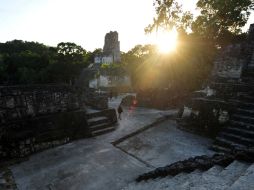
[155,29,178,53]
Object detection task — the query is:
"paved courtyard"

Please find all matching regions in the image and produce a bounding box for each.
[10,95,213,190]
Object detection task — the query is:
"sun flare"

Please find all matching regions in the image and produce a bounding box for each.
[154,29,178,53]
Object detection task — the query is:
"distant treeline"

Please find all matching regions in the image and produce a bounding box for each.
[0,40,97,85]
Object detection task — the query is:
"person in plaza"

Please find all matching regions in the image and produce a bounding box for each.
[117,103,123,120]
[109,90,113,100]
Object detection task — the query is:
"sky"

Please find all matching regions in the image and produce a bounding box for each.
[0,0,253,52]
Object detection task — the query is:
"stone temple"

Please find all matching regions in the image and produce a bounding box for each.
[94,31,121,64]
[1,25,254,190]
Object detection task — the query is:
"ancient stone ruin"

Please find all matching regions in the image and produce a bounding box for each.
[0,85,117,159]
[103,31,121,63]
[178,24,254,153]
[124,25,254,190]
[94,31,121,65]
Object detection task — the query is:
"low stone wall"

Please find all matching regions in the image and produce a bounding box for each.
[178,97,234,138]
[0,110,88,158]
[0,85,118,160]
[0,85,84,125]
[0,85,88,159]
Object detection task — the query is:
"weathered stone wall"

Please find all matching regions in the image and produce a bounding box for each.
[0,110,88,158]
[0,85,84,125]
[136,88,187,109]
[84,88,108,110]
[212,44,244,80]
[0,85,88,159]
[179,24,254,138]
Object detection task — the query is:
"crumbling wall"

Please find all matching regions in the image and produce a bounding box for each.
[1,110,88,158]
[0,85,88,159]
[0,85,84,124]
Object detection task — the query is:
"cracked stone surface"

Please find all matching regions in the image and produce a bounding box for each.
[116,120,214,168]
[10,95,212,190]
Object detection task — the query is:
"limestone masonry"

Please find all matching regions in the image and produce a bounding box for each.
[94,31,121,64]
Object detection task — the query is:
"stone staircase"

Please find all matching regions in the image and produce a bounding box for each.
[212,93,254,153]
[86,109,117,136]
[123,160,254,190]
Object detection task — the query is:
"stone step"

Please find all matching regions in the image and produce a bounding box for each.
[151,176,173,190]
[156,172,189,190]
[189,166,224,190]
[237,95,254,102]
[190,161,250,190]
[241,77,254,83]
[214,137,246,150]
[123,176,172,190]
[231,114,254,124]
[137,177,166,190]
[243,70,254,76]
[125,180,150,190]
[86,112,103,119]
[219,132,254,147]
[229,98,254,107]
[225,127,254,139]
[89,122,113,132]
[202,165,224,178]
[228,163,254,190]
[124,163,251,190]
[233,101,254,109]
[235,108,254,117]
[218,160,250,186]
[230,120,254,131]
[178,169,203,189]
[91,126,115,136]
[87,116,109,126]
[211,144,232,154]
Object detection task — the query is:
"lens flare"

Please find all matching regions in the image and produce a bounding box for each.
[155,29,178,53]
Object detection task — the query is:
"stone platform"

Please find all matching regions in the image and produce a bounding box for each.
[6,96,215,190]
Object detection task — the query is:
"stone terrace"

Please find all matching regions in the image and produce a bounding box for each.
[5,96,214,190]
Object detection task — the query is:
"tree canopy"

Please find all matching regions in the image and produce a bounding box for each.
[124,0,253,92]
[0,40,93,85]
[193,0,254,44]
[147,0,254,46]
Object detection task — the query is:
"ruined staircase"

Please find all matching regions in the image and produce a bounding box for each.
[212,93,254,153]
[123,161,254,190]
[86,109,117,136]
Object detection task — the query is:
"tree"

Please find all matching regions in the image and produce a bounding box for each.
[0,40,55,84]
[192,0,254,46]
[145,0,193,34]
[0,40,91,85]
[147,0,254,46]
[121,44,160,88]
[140,0,254,92]
[57,42,87,63]
[55,42,89,83]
